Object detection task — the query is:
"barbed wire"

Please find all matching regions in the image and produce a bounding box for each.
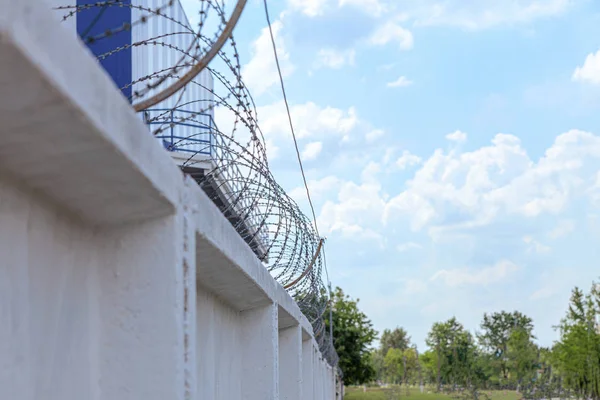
[55,0,338,367]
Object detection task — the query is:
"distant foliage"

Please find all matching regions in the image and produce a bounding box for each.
[364,277,600,400]
[380,327,411,355]
[326,287,378,385]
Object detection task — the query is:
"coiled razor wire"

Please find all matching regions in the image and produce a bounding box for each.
[55,0,339,367]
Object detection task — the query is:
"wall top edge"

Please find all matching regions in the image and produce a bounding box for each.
[0,0,183,226]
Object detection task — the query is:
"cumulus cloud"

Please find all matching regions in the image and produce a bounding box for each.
[286,0,329,17]
[319,129,600,239]
[242,20,294,97]
[339,0,387,17]
[431,260,520,287]
[396,150,422,170]
[318,164,386,241]
[287,0,386,18]
[289,176,342,201]
[387,76,413,87]
[285,0,572,33]
[384,129,600,232]
[257,101,359,140]
[408,0,573,30]
[301,141,323,161]
[572,49,600,85]
[286,0,572,30]
[216,99,360,164]
[369,21,414,50]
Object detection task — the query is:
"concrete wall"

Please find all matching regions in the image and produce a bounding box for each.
[0,0,340,399]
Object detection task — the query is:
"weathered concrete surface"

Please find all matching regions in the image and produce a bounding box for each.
[279,325,303,400]
[302,339,315,398]
[0,177,186,400]
[196,287,243,400]
[241,304,279,400]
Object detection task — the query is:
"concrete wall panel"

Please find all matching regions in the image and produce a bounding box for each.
[279,325,302,400]
[94,215,184,400]
[241,304,279,400]
[196,287,242,400]
[0,176,98,400]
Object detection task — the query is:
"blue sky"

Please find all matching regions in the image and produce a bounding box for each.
[189,0,600,351]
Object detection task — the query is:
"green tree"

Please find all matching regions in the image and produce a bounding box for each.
[420,349,440,384]
[382,347,419,385]
[551,281,600,399]
[370,349,385,382]
[326,287,378,385]
[384,348,405,384]
[403,347,420,385]
[477,310,535,381]
[505,326,538,390]
[380,327,411,355]
[426,317,479,390]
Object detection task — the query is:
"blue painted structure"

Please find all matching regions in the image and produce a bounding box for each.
[70,1,269,259]
[77,0,132,101]
[143,109,214,155]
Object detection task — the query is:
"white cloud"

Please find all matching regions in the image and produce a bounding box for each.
[362,161,382,183]
[318,164,386,240]
[217,99,358,163]
[242,20,294,97]
[339,0,387,17]
[446,130,468,142]
[264,138,280,160]
[287,0,329,17]
[523,236,551,253]
[387,76,413,88]
[409,0,572,30]
[548,219,575,239]
[397,242,423,252]
[289,176,342,201]
[396,150,422,170]
[301,141,323,161]
[573,49,600,85]
[383,148,396,164]
[366,129,385,142]
[287,0,386,18]
[257,101,359,140]
[285,0,571,30]
[315,128,600,250]
[369,21,414,50]
[431,260,520,287]
[384,129,600,233]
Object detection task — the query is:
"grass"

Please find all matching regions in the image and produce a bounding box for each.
[344,386,524,400]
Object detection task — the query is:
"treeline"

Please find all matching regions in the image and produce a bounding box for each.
[368,279,600,399]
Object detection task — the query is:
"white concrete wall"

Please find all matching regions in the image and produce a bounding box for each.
[196,288,243,400]
[0,1,340,399]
